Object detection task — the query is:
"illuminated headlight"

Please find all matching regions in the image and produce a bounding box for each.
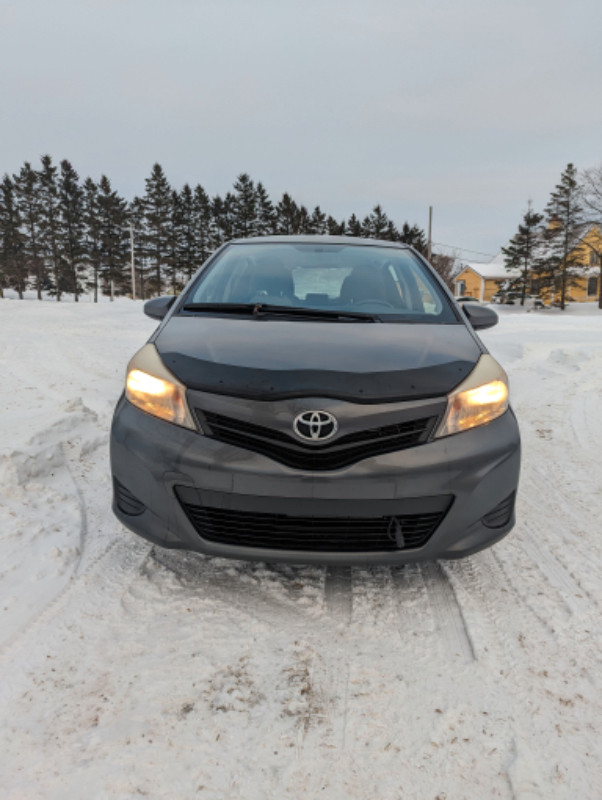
[125,343,196,431]
[435,354,509,438]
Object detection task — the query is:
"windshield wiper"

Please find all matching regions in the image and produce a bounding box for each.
[182,303,380,321]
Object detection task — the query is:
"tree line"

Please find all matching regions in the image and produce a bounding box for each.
[503,162,602,309]
[0,158,431,301]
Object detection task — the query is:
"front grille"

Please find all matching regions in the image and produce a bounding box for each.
[198,410,437,470]
[177,496,449,552]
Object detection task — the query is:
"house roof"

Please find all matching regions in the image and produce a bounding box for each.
[457,256,520,281]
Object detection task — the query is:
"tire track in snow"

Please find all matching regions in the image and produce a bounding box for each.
[444,550,551,796]
[324,566,352,621]
[520,533,590,616]
[0,537,151,705]
[323,566,352,751]
[419,561,475,663]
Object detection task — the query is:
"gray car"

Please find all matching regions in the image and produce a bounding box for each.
[111,236,520,564]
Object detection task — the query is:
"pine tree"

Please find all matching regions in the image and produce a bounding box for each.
[276,193,300,234]
[544,163,585,310]
[97,175,129,297]
[502,202,544,305]
[179,184,198,283]
[296,205,311,234]
[142,163,172,295]
[362,205,390,239]
[346,213,362,237]
[211,193,235,247]
[58,159,86,300]
[14,162,44,299]
[83,178,102,302]
[166,189,184,293]
[232,174,257,238]
[399,222,427,253]
[193,184,213,264]
[310,206,327,234]
[255,182,277,235]
[0,175,27,298]
[129,196,148,299]
[38,155,63,300]
[327,215,345,235]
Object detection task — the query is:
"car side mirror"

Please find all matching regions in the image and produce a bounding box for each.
[462,303,498,330]
[144,295,176,320]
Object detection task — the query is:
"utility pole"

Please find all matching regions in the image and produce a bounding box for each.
[130,222,136,300]
[427,206,433,262]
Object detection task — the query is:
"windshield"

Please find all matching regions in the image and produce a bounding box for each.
[183,242,457,323]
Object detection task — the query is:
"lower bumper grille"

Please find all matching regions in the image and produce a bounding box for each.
[177,491,450,553]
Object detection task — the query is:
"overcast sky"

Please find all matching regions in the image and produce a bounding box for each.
[1,0,601,259]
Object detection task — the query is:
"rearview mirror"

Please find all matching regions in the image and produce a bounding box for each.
[462,303,498,330]
[144,295,176,320]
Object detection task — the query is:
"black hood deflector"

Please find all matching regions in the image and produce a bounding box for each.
[155,317,482,403]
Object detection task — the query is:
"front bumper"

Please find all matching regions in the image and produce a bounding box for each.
[110,395,521,565]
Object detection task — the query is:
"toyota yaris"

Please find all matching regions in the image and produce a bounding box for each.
[111,236,520,564]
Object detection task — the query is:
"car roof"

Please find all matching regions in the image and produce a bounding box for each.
[228,235,411,249]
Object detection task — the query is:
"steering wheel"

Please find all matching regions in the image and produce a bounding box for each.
[351,299,396,310]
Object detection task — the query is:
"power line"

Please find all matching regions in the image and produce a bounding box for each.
[432,241,497,259]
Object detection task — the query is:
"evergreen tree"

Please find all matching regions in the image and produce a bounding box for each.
[129,196,147,299]
[166,189,184,293]
[362,205,390,238]
[97,175,129,297]
[0,175,27,298]
[193,184,213,264]
[296,205,311,234]
[232,173,257,238]
[399,222,427,254]
[142,163,172,295]
[327,215,345,235]
[14,162,44,299]
[255,182,277,235]
[83,178,102,302]
[179,184,198,283]
[58,159,86,300]
[211,193,235,247]
[501,202,544,305]
[276,193,300,234]
[346,213,362,237]
[544,163,585,310]
[38,155,63,300]
[310,206,327,235]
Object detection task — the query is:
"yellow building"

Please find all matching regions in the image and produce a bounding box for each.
[453,256,519,302]
[453,225,601,304]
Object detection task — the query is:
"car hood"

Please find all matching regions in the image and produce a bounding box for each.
[155,316,482,403]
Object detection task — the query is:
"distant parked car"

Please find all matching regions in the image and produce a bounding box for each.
[456,295,484,305]
[111,236,520,565]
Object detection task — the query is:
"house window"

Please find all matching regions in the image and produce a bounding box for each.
[587,276,598,297]
[456,280,466,296]
[589,250,600,267]
[530,279,540,294]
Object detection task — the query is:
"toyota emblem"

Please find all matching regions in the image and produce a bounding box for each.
[293,410,338,442]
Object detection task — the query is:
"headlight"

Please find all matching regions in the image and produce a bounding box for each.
[125,343,196,430]
[435,354,509,438]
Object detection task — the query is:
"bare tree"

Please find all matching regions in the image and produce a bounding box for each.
[430,251,457,290]
[581,162,602,309]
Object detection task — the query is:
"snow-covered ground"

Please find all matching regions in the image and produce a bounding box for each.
[1,297,601,800]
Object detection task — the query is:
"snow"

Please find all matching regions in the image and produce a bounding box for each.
[460,259,521,280]
[1,297,602,799]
